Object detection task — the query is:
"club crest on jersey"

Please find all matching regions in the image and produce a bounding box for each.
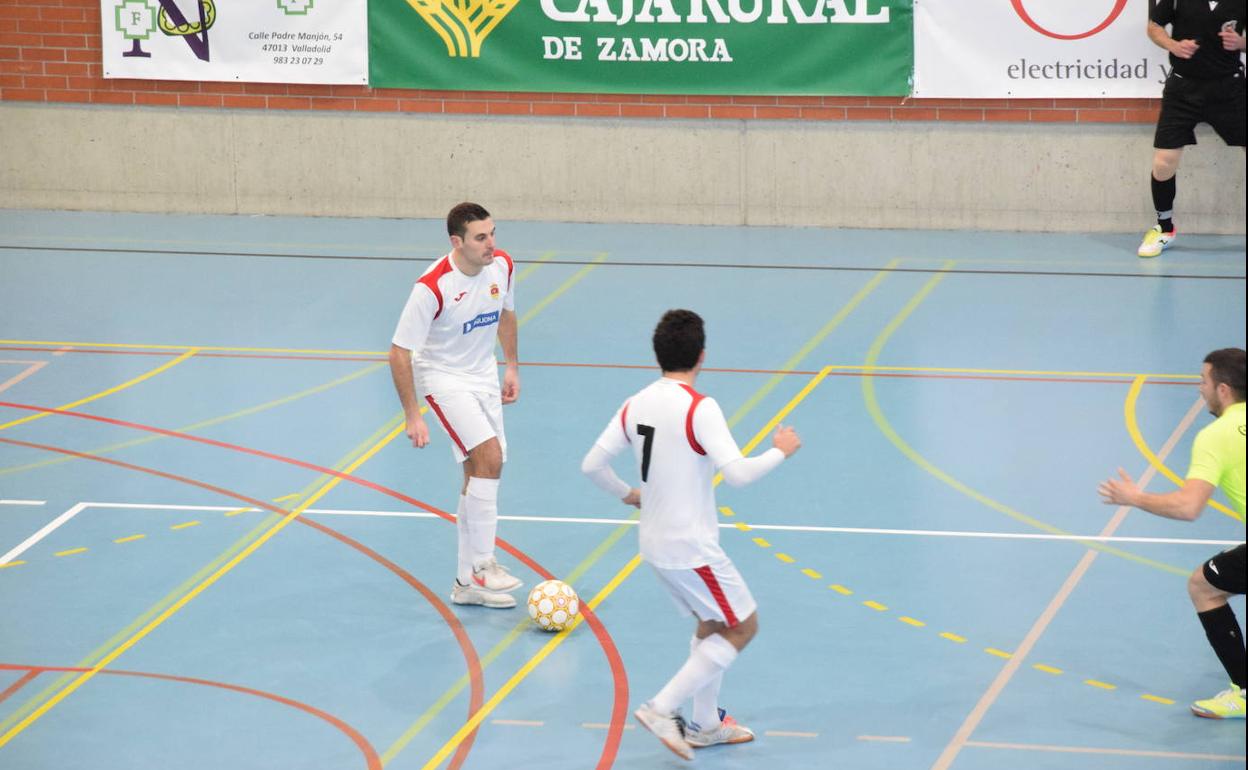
[489,282,500,299]
[463,310,500,334]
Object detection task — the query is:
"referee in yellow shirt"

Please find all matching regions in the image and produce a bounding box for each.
[1100,348,1246,720]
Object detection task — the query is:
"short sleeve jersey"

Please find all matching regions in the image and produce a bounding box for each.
[1186,401,1246,518]
[391,250,515,394]
[592,378,746,569]
[1150,0,1246,79]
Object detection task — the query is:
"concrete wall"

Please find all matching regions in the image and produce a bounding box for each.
[2,102,1243,233]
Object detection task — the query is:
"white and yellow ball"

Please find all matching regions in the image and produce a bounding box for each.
[526,579,580,632]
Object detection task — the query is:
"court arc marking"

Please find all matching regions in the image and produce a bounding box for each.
[0,435,488,770]
[1125,374,1242,522]
[0,663,382,770]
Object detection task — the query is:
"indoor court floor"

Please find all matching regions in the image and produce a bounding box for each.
[0,208,1245,769]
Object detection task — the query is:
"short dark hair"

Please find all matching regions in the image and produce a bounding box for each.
[446,202,491,238]
[1204,348,1246,401]
[653,309,705,372]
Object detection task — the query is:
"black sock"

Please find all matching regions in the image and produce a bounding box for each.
[1151,174,1176,232]
[1198,604,1246,689]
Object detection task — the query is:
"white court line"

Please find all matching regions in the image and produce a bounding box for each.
[0,360,48,395]
[0,500,46,506]
[0,503,88,565]
[19,502,1239,547]
[965,740,1244,762]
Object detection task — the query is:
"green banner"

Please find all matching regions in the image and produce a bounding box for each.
[369,0,912,95]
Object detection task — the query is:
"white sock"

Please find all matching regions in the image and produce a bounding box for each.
[689,635,724,729]
[455,494,472,584]
[652,633,738,717]
[464,477,501,568]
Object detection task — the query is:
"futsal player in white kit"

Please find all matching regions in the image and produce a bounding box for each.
[581,309,801,760]
[389,202,524,609]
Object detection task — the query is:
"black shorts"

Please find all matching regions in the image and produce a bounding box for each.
[1202,543,1246,595]
[1153,72,1246,149]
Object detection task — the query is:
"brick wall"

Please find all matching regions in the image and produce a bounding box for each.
[0,0,1162,123]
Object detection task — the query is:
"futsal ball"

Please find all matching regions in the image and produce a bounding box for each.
[526,579,580,632]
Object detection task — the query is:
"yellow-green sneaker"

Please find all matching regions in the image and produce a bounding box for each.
[1191,684,1245,719]
[1137,225,1176,258]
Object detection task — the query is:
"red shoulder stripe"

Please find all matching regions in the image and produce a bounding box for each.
[495,249,515,290]
[620,401,631,443]
[416,256,454,319]
[679,384,706,455]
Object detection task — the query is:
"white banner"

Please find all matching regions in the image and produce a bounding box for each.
[102,0,367,84]
[914,0,1171,98]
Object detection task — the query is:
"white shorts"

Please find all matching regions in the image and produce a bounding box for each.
[423,389,507,464]
[649,558,756,628]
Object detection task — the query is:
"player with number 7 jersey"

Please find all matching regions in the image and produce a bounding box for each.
[581,309,800,761]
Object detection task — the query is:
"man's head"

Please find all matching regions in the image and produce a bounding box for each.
[446,202,495,271]
[1199,347,1246,416]
[653,309,705,373]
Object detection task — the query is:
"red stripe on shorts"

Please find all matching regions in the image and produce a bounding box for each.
[424,395,468,457]
[694,565,739,627]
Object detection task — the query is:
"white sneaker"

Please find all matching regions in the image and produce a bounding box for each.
[633,702,694,761]
[471,558,522,593]
[1137,224,1176,258]
[451,581,516,608]
[684,711,755,747]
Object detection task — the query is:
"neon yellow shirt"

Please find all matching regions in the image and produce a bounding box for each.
[1186,401,1246,518]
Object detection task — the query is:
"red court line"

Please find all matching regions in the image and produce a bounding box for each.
[0,671,39,706]
[0,403,629,770]
[0,434,482,770]
[0,348,1194,385]
[0,663,380,770]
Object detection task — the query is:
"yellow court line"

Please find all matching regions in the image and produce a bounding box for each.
[0,348,199,432]
[825,364,1196,380]
[53,548,87,558]
[1084,679,1117,691]
[0,339,382,356]
[1125,375,1242,522]
[0,362,385,477]
[170,521,200,531]
[517,252,608,327]
[113,534,145,544]
[725,260,899,429]
[514,250,557,283]
[859,266,1190,578]
[0,423,405,749]
[940,632,967,643]
[829,585,853,596]
[863,601,888,611]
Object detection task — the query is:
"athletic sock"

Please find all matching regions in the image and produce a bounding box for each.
[689,635,724,729]
[652,633,738,717]
[1151,174,1176,233]
[455,493,472,584]
[464,477,501,568]
[1197,604,1246,689]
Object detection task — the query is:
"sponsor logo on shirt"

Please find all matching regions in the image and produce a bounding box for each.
[453,291,468,302]
[490,283,500,300]
[463,310,500,334]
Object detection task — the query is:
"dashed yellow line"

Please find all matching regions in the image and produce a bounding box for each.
[774,553,795,564]
[863,600,888,611]
[170,521,200,531]
[751,537,771,548]
[829,584,853,595]
[1141,694,1175,705]
[113,534,145,544]
[985,648,1013,660]
[0,561,26,569]
[940,632,967,644]
[898,616,926,628]
[223,508,252,517]
[1033,664,1064,676]
[801,568,823,580]
[733,521,752,532]
[718,506,735,517]
[1084,679,1117,691]
[53,548,87,557]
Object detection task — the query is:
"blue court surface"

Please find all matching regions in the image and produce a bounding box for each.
[0,208,1244,770]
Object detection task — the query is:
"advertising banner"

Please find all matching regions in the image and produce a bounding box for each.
[102,0,368,84]
[369,0,913,95]
[914,0,1171,98]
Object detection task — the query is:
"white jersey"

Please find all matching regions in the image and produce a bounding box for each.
[392,250,515,395]
[592,377,746,569]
